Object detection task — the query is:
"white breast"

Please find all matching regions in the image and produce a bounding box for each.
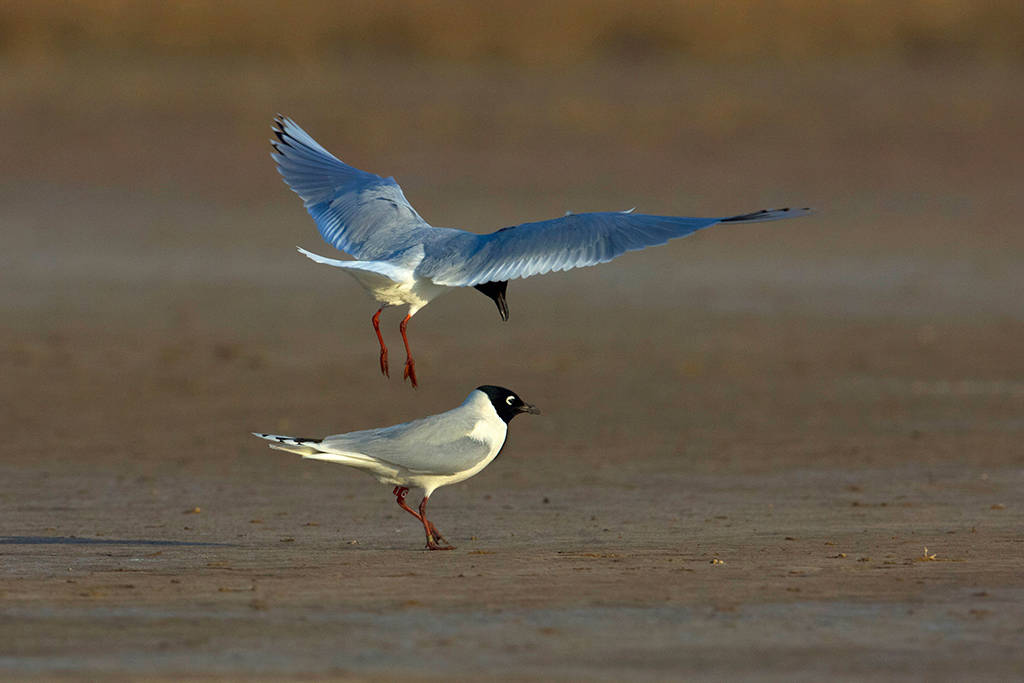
[405,411,507,496]
[467,418,505,447]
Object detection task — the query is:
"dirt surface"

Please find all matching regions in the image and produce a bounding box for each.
[2,58,1024,681]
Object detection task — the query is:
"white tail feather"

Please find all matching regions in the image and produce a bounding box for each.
[252,432,320,456]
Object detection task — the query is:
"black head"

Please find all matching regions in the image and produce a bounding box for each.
[476,385,539,423]
[473,280,509,322]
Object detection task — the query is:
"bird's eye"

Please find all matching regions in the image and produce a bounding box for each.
[506,396,515,405]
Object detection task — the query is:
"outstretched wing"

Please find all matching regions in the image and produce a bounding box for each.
[419,207,811,287]
[272,116,438,261]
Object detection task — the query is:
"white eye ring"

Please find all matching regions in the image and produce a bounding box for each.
[506,396,515,405]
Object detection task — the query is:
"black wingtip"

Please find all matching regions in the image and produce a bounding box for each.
[271,116,292,149]
[720,207,814,223]
[720,209,767,222]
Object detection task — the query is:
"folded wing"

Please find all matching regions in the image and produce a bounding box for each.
[316,413,496,476]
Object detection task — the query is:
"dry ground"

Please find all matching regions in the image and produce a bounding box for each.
[1,56,1023,681]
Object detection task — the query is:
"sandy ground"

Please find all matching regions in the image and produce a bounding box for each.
[1,58,1024,680]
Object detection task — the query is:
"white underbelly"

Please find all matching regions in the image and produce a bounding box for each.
[366,279,421,307]
[346,270,449,311]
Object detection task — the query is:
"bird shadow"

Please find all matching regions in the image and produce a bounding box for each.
[0,536,231,547]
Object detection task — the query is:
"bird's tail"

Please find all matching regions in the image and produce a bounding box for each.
[295,247,409,289]
[252,432,321,456]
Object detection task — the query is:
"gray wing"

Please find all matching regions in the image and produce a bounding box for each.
[272,116,446,261]
[317,412,494,476]
[418,207,812,287]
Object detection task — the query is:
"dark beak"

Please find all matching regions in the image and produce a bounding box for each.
[495,290,509,322]
[519,403,540,415]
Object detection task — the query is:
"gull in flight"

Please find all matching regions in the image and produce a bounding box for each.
[272,116,811,387]
[254,385,538,550]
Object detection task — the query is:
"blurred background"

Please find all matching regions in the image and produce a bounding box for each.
[2,0,1023,479]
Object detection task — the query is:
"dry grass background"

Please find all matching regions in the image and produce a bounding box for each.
[3,0,1023,65]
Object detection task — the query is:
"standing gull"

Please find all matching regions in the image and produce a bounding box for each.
[253,386,538,550]
[272,116,812,387]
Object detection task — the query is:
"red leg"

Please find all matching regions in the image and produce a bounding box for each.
[399,314,418,388]
[393,486,422,521]
[394,487,453,550]
[419,494,454,550]
[373,308,389,378]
